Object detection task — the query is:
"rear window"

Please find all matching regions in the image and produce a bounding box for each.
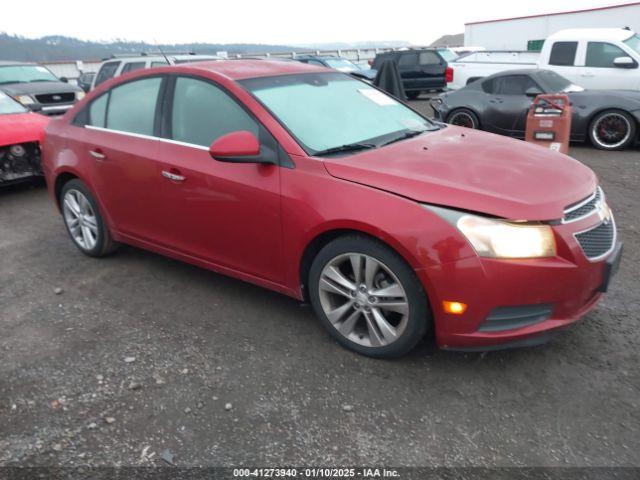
[549,42,578,66]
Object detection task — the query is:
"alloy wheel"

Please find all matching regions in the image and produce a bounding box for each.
[63,189,99,250]
[318,253,409,348]
[592,113,631,150]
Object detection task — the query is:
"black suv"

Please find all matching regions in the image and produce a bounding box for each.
[371,49,448,99]
[0,61,83,115]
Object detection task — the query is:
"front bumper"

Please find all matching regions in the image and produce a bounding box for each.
[28,103,75,116]
[419,212,621,351]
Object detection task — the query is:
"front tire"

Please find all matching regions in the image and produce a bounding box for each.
[60,179,118,257]
[589,109,636,151]
[309,235,431,358]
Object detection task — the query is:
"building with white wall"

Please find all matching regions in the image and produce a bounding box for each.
[465,2,640,50]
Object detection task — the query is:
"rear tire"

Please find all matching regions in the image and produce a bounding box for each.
[308,235,431,358]
[60,179,119,257]
[447,108,480,129]
[588,109,636,151]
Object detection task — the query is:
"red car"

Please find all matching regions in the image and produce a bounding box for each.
[42,61,622,358]
[1,91,49,186]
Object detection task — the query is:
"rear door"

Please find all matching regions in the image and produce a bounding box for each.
[396,52,420,91]
[417,51,446,88]
[73,76,169,242]
[484,75,540,137]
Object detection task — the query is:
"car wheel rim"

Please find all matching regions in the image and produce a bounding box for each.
[318,253,409,348]
[449,111,476,129]
[593,113,630,149]
[63,189,99,250]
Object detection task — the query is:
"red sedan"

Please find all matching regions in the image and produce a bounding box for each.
[42,61,621,357]
[1,91,49,186]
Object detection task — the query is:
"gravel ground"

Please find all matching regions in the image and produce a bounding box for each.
[1,102,639,468]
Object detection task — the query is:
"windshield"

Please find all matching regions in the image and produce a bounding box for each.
[324,58,359,72]
[624,34,640,55]
[241,72,436,154]
[536,70,583,93]
[0,91,27,114]
[0,65,59,85]
[438,49,458,62]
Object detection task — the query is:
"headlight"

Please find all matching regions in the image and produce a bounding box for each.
[9,145,27,157]
[426,206,556,259]
[456,215,556,258]
[75,91,85,101]
[16,95,35,105]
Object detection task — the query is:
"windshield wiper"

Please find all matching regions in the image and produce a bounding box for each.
[380,129,428,147]
[0,80,25,85]
[314,142,377,157]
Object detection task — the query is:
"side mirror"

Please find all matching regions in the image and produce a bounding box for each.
[209,131,270,164]
[60,76,69,83]
[613,56,637,69]
[525,87,543,98]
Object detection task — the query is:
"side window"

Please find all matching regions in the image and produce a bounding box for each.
[107,77,162,136]
[494,75,538,95]
[419,51,441,65]
[88,93,108,128]
[586,42,629,68]
[151,61,169,68]
[94,61,121,87]
[398,53,418,67]
[549,42,578,66]
[121,62,146,74]
[171,76,258,147]
[481,78,496,94]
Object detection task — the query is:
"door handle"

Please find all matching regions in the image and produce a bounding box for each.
[161,170,186,182]
[89,149,106,160]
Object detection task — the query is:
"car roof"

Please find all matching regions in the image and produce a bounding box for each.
[182,59,328,80]
[547,28,635,42]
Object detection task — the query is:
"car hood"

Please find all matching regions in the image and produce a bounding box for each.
[0,81,82,97]
[0,112,50,147]
[322,126,597,221]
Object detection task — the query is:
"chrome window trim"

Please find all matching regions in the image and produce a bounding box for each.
[572,212,617,263]
[85,125,209,151]
[562,186,604,224]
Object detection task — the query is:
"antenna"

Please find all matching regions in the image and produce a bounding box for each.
[154,38,170,64]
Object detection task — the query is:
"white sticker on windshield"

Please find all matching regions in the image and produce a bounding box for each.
[35,66,49,72]
[358,89,398,106]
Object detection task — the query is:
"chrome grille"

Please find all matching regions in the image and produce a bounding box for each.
[575,219,615,260]
[564,187,602,223]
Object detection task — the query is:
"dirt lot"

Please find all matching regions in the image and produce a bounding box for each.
[1,103,639,468]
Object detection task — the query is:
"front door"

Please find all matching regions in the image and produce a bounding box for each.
[154,76,284,283]
[485,74,540,137]
[580,41,639,90]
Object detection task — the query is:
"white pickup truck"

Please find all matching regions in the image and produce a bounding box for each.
[447,28,640,91]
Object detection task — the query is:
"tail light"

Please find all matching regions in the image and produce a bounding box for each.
[446,67,454,83]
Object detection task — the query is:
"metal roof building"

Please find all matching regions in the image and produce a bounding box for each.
[465,2,640,50]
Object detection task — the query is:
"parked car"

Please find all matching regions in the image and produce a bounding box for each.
[447,28,640,91]
[371,49,448,99]
[432,69,640,151]
[0,91,49,186]
[77,72,96,93]
[91,53,220,89]
[295,55,376,80]
[0,61,84,115]
[43,60,620,358]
